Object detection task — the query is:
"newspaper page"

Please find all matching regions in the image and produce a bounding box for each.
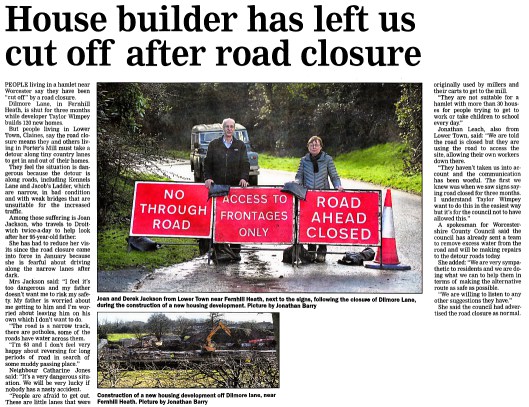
[1,0,527,406]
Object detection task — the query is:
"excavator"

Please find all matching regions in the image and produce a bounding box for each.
[203,321,231,352]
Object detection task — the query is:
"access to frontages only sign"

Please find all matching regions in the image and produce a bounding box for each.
[130,182,381,247]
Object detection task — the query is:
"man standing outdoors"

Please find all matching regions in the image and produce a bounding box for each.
[203,118,249,261]
[204,118,250,188]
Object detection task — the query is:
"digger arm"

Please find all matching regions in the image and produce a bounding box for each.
[204,325,220,350]
[204,322,231,352]
[218,321,231,336]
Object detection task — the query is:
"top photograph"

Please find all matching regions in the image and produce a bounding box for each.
[96,82,422,294]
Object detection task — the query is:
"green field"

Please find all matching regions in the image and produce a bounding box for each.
[106,333,142,342]
[259,142,422,194]
[97,227,199,271]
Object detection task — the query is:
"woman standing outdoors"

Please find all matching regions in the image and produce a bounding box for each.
[295,136,344,262]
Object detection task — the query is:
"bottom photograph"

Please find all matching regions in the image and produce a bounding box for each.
[97,312,279,389]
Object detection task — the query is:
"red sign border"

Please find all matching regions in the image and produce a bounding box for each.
[296,189,382,246]
[129,181,213,239]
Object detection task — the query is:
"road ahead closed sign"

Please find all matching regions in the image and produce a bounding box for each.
[130,182,212,238]
[298,190,381,246]
[214,187,295,244]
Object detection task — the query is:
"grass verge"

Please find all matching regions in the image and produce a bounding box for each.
[97,170,199,272]
[259,142,422,194]
[97,225,199,272]
[106,333,142,342]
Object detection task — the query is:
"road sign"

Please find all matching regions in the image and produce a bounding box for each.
[213,187,295,244]
[297,190,381,246]
[130,182,212,238]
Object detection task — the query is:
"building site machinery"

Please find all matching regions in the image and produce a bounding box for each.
[203,321,231,352]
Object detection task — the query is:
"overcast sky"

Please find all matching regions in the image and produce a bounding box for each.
[98,312,273,324]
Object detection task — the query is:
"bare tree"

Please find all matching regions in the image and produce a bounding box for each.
[97,318,113,340]
[208,312,224,328]
[147,313,173,342]
[272,313,280,365]
[174,316,194,341]
[97,347,144,388]
[130,322,145,342]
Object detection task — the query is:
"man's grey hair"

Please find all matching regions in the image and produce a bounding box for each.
[222,118,235,128]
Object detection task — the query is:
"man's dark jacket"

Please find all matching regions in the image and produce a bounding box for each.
[204,137,250,186]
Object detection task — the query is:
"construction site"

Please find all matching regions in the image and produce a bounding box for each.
[97,314,279,389]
